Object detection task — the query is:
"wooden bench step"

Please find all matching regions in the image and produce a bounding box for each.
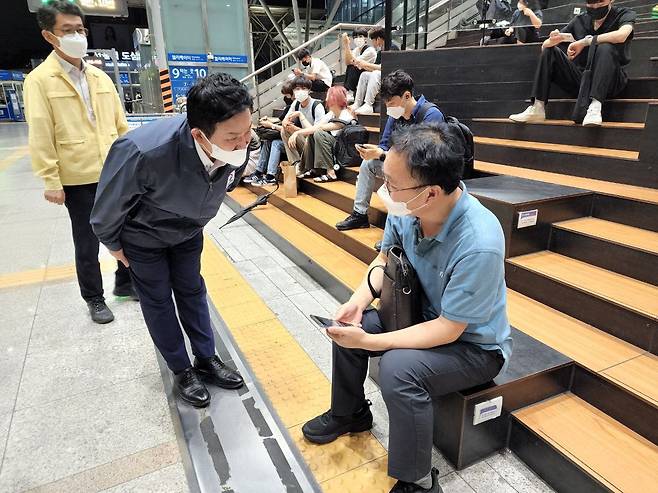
[602,355,658,407]
[508,251,658,320]
[554,217,658,255]
[514,393,658,493]
[475,136,640,161]
[475,161,658,205]
[472,118,645,130]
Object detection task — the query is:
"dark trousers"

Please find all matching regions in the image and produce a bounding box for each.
[63,183,131,301]
[331,310,503,482]
[345,65,365,92]
[532,45,628,104]
[311,79,330,93]
[122,231,215,373]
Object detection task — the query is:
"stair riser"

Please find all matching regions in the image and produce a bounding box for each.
[299,179,388,229]
[550,227,658,285]
[572,366,658,446]
[468,120,642,152]
[474,143,657,189]
[433,100,650,123]
[509,419,611,493]
[245,183,378,265]
[505,262,658,354]
[592,194,658,233]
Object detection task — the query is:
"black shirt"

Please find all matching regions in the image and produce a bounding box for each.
[375,42,400,65]
[561,6,636,67]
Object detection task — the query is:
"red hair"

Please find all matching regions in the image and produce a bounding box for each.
[325,86,348,109]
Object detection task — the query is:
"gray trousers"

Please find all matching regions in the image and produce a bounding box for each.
[301,130,336,173]
[331,309,504,482]
[354,70,382,108]
[281,126,307,163]
[353,158,384,215]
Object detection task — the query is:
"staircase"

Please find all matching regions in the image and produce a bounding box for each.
[228,32,658,492]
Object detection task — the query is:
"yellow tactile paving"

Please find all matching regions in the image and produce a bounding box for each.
[0,258,115,289]
[200,235,394,491]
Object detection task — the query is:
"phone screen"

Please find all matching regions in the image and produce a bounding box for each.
[309,314,350,329]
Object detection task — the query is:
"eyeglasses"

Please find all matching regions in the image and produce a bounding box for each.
[384,178,429,194]
[53,27,89,37]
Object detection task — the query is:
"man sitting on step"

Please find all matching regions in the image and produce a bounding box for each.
[336,70,444,231]
[510,0,636,127]
[304,123,512,493]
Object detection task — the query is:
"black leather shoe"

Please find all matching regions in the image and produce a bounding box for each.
[302,401,373,444]
[374,240,382,252]
[174,368,210,408]
[87,297,114,324]
[390,468,442,493]
[113,283,139,301]
[336,211,370,231]
[194,355,244,389]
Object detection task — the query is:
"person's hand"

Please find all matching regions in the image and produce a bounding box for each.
[288,132,300,150]
[260,120,273,129]
[326,324,371,349]
[288,111,301,120]
[110,248,129,268]
[505,27,514,36]
[549,29,561,40]
[293,68,303,76]
[353,59,363,69]
[335,301,364,325]
[341,33,349,44]
[356,144,383,161]
[567,40,586,60]
[44,189,65,205]
[522,6,532,16]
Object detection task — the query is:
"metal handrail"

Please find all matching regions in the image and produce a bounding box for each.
[239,22,378,84]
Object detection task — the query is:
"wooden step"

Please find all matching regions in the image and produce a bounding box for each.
[508,251,658,320]
[602,355,658,407]
[507,290,644,373]
[475,161,658,205]
[514,393,658,493]
[550,217,658,286]
[475,136,640,161]
[472,118,645,130]
[227,187,366,292]
[244,183,381,264]
[554,217,658,256]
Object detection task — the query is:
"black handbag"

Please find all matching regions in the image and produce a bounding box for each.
[572,35,598,124]
[367,245,423,332]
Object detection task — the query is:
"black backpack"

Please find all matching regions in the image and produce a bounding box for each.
[414,103,475,179]
[331,119,370,167]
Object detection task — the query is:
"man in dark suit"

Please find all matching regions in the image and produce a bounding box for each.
[91,73,251,407]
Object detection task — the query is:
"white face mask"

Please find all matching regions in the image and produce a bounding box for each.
[294,89,310,103]
[56,32,88,59]
[201,132,247,166]
[354,37,366,48]
[377,184,429,217]
[386,105,405,119]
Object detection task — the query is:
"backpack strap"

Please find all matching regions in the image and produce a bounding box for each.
[414,101,439,124]
[311,100,322,120]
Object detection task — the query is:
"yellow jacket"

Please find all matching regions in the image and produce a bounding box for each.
[24,52,129,190]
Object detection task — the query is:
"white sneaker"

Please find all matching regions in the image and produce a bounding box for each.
[355,104,374,115]
[582,101,603,127]
[509,104,546,123]
[347,91,355,104]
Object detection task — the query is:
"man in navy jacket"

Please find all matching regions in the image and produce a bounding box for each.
[91,73,252,407]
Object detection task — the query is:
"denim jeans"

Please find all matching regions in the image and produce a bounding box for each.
[353,158,384,215]
[257,139,285,176]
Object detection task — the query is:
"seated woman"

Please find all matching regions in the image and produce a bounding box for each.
[489,0,543,44]
[294,86,353,183]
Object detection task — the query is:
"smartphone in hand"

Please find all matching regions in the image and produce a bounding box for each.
[309,314,350,329]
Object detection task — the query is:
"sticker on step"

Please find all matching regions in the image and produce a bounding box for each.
[473,396,503,425]
[517,209,538,229]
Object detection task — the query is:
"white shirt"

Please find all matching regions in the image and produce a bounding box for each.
[55,52,95,124]
[351,46,377,64]
[319,109,354,136]
[194,139,226,176]
[305,57,333,87]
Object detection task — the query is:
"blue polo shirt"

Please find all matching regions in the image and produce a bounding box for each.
[380,182,512,373]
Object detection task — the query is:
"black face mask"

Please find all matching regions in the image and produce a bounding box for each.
[587,4,610,20]
[283,96,293,105]
[301,60,310,67]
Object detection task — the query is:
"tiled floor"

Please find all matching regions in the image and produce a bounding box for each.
[0,121,554,492]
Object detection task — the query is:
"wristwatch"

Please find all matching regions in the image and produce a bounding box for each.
[584,35,594,46]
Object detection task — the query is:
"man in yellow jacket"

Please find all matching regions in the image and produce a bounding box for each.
[24,0,134,324]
